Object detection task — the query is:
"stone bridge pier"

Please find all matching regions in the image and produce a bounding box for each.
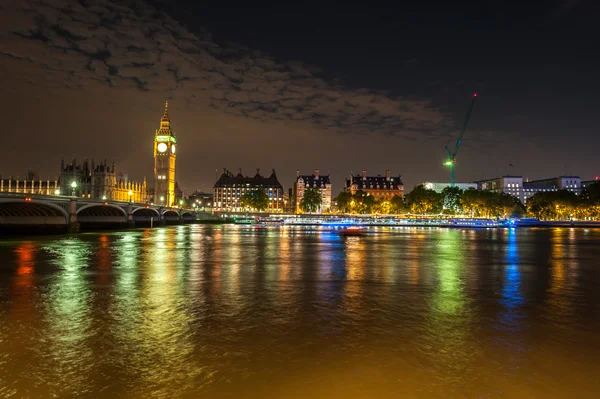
[68,198,80,234]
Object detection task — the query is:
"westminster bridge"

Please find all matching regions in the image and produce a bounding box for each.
[0,193,201,234]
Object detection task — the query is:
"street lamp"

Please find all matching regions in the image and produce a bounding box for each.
[128,190,133,203]
[54,189,60,196]
[71,181,77,197]
[160,196,165,205]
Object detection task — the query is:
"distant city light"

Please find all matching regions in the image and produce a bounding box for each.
[55,189,60,195]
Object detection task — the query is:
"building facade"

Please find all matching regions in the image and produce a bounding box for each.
[214,168,284,213]
[189,191,214,211]
[344,170,404,200]
[522,176,581,202]
[475,176,524,203]
[293,169,332,213]
[1,170,59,195]
[582,178,599,191]
[153,101,177,206]
[422,182,478,193]
[59,158,147,202]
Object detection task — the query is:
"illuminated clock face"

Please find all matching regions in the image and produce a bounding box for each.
[157,143,168,152]
[171,145,176,154]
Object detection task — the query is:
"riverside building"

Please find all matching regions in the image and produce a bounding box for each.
[213,168,284,213]
[293,169,332,213]
[344,170,404,200]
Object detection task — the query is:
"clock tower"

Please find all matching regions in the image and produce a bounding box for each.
[153,101,176,206]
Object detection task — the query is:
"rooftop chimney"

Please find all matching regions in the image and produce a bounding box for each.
[314,169,320,179]
[362,170,367,180]
[385,169,391,180]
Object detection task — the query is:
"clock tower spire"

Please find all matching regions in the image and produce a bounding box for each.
[153,100,177,206]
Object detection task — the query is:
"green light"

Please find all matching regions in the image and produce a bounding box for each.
[155,135,177,143]
[444,160,454,166]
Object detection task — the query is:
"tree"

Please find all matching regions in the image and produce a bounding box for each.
[441,186,463,215]
[300,187,322,213]
[527,189,578,220]
[240,189,270,212]
[353,190,377,214]
[406,185,442,215]
[390,195,406,214]
[335,191,354,213]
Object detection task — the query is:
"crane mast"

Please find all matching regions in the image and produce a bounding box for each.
[444,93,477,187]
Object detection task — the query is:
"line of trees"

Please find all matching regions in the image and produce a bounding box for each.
[527,181,600,220]
[402,185,524,218]
[331,181,600,220]
[334,191,404,214]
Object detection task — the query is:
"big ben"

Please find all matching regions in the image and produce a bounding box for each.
[153,101,176,206]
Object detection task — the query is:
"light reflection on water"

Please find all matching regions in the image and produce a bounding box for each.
[1,226,600,398]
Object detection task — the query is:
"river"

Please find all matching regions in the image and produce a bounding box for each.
[1,225,599,398]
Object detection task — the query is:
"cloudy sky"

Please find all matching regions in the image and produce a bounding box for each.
[0,0,598,194]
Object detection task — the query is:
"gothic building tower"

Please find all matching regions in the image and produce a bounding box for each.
[153,101,177,206]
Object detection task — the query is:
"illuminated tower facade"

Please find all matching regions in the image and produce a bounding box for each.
[153,101,177,206]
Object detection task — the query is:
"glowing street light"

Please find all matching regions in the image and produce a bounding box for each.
[128,190,133,202]
[160,196,165,205]
[71,181,77,197]
[54,189,60,196]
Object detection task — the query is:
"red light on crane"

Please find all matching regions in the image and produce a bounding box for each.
[473,93,478,97]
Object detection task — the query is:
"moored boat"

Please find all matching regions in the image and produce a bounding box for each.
[339,226,367,236]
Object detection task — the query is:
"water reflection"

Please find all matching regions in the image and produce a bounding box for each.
[424,230,475,392]
[1,226,600,398]
[498,229,524,330]
[43,238,95,396]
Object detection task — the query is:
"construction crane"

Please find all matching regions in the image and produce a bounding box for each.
[444,93,477,187]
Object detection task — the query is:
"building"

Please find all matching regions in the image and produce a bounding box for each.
[582,178,599,191]
[522,176,582,202]
[214,168,284,212]
[474,176,524,202]
[59,158,147,202]
[283,189,294,213]
[188,191,214,210]
[1,170,59,195]
[344,170,404,200]
[153,101,177,206]
[422,182,477,193]
[293,169,332,213]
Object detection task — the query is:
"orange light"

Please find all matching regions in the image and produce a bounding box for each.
[24,197,32,202]
[103,202,108,205]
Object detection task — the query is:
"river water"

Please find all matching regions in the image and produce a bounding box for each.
[1,225,599,398]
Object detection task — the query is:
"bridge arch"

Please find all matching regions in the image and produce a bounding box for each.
[162,209,180,217]
[77,203,128,218]
[132,207,160,217]
[181,211,194,220]
[0,199,69,223]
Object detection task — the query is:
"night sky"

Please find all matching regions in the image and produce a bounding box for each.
[1,0,598,194]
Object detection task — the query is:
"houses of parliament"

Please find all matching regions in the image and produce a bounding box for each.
[0,102,180,206]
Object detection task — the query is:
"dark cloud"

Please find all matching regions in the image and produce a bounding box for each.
[1,0,453,140]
